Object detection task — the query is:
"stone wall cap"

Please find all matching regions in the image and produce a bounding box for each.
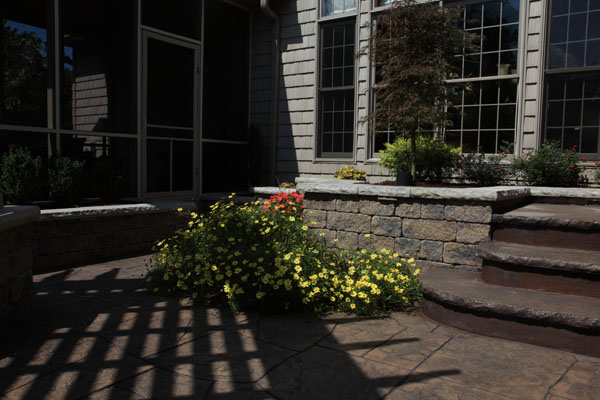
[528,187,600,199]
[40,201,197,221]
[291,180,530,201]
[251,187,298,195]
[0,205,40,232]
[295,177,365,185]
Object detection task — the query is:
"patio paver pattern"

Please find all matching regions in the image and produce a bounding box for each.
[1,255,599,400]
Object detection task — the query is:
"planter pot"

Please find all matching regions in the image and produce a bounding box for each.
[396,172,413,186]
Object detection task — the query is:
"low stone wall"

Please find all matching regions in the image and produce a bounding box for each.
[0,206,39,322]
[283,181,530,270]
[31,202,194,273]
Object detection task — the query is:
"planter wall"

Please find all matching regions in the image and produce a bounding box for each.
[31,202,194,273]
[0,206,39,322]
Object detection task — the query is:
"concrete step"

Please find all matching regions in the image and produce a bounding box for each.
[492,203,600,251]
[420,267,600,357]
[478,241,600,298]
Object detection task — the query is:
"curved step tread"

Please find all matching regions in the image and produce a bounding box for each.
[421,267,600,332]
[478,241,600,274]
[492,203,600,231]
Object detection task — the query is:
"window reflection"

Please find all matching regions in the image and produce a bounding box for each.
[60,0,136,133]
[0,0,48,127]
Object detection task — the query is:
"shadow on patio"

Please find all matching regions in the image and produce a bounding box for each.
[0,256,460,400]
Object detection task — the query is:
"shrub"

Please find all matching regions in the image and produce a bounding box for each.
[279,182,296,189]
[513,141,584,187]
[595,162,600,184]
[0,147,43,204]
[459,153,513,186]
[49,157,87,205]
[334,166,367,181]
[378,136,460,182]
[147,193,421,315]
[91,157,123,203]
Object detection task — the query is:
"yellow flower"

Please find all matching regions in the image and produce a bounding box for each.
[256,291,265,299]
[414,269,421,276]
[177,207,183,212]
[364,234,371,238]
[350,303,356,309]
[293,257,301,265]
[333,238,339,243]
[302,225,308,231]
[330,296,336,302]
[289,216,296,222]
[283,253,292,260]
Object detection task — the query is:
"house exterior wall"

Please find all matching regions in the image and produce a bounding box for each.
[250,0,560,184]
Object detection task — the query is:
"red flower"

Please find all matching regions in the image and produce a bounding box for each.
[572,144,578,148]
[570,165,575,168]
[526,152,531,156]
[551,139,557,143]
[552,150,556,153]
[582,157,588,162]
[596,162,600,166]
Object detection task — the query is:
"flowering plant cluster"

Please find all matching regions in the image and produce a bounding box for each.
[458,152,512,186]
[334,166,367,181]
[147,193,421,315]
[513,141,585,187]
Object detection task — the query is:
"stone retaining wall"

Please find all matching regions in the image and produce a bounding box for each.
[303,194,496,270]
[31,202,194,273]
[0,206,39,322]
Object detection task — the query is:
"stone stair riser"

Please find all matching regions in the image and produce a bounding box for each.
[493,227,600,251]
[421,298,600,358]
[481,262,600,299]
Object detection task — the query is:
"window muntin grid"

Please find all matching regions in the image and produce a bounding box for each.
[445,0,519,154]
[545,73,600,153]
[548,0,600,69]
[322,0,356,17]
[458,0,520,78]
[319,20,355,157]
[446,79,518,153]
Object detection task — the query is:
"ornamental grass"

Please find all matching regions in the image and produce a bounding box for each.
[147,192,421,315]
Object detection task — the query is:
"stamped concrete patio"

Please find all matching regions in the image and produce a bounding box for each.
[1,255,599,400]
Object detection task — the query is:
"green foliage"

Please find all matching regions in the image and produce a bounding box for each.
[365,0,478,179]
[0,148,44,204]
[334,166,367,181]
[91,157,123,204]
[459,153,513,186]
[49,157,87,205]
[248,123,264,187]
[147,193,421,315]
[1,24,47,125]
[595,162,600,184]
[378,136,460,182]
[513,141,583,187]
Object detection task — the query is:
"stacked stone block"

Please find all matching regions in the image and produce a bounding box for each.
[31,211,188,273]
[305,195,492,270]
[0,225,33,322]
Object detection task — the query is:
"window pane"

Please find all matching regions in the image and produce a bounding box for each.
[147,139,170,193]
[586,40,600,66]
[501,24,519,50]
[61,134,137,198]
[483,27,500,52]
[202,142,248,193]
[61,0,136,133]
[483,2,501,26]
[571,0,587,13]
[551,16,568,43]
[502,0,520,24]
[480,106,497,129]
[465,4,483,29]
[550,44,567,68]
[322,0,356,16]
[147,39,195,128]
[172,141,193,191]
[0,0,49,127]
[203,2,250,141]
[142,0,201,40]
[567,42,585,68]
[581,127,599,152]
[569,13,587,42]
[553,0,569,15]
[547,102,564,126]
[479,130,496,153]
[564,101,582,126]
[583,100,600,125]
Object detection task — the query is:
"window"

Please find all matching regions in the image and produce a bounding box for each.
[318,20,356,157]
[446,0,520,153]
[0,0,50,128]
[544,0,600,156]
[322,0,357,17]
